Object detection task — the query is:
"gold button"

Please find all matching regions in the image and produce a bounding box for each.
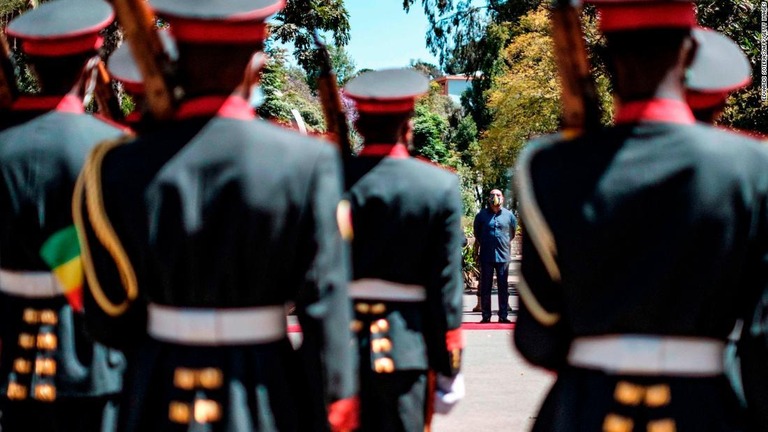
[34,383,56,402]
[37,333,57,350]
[350,320,363,333]
[644,384,671,408]
[370,303,386,315]
[198,368,223,390]
[371,338,392,353]
[13,358,32,374]
[614,381,645,406]
[39,310,58,325]
[18,333,35,349]
[374,357,395,373]
[451,348,462,370]
[35,358,57,376]
[647,418,676,432]
[173,368,196,390]
[7,382,27,400]
[375,319,389,332]
[603,413,634,432]
[355,303,371,314]
[194,399,222,423]
[168,401,191,424]
[23,308,40,325]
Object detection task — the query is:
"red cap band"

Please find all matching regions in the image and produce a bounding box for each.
[167,19,267,43]
[685,90,730,110]
[21,34,103,56]
[352,98,416,114]
[597,3,696,32]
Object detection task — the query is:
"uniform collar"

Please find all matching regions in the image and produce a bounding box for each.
[11,94,84,114]
[358,143,410,159]
[175,95,255,120]
[615,98,695,125]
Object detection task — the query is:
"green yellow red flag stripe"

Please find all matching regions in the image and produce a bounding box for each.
[40,226,83,311]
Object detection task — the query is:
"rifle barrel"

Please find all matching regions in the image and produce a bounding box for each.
[109,0,175,120]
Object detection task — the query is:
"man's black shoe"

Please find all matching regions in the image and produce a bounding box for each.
[479,318,491,323]
[498,318,513,324]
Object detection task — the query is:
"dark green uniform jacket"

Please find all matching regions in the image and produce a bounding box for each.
[0,95,127,431]
[344,143,463,431]
[77,95,356,432]
[514,99,768,431]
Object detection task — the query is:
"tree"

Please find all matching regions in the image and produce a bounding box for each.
[401,1,542,141]
[258,46,325,132]
[305,41,356,92]
[271,0,351,79]
[478,6,612,189]
[409,59,443,80]
[412,82,454,165]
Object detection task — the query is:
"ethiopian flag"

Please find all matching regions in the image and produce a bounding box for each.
[40,226,83,312]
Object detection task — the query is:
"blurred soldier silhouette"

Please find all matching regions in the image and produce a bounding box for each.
[0,0,127,430]
[343,68,465,431]
[74,0,358,430]
[514,1,768,430]
[684,27,752,124]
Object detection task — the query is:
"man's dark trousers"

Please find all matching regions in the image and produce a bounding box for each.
[480,261,509,321]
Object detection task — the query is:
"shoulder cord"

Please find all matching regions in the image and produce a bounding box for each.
[72,137,138,316]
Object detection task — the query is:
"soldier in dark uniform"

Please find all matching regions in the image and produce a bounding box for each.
[685,27,752,124]
[513,1,768,431]
[693,25,768,429]
[342,68,465,431]
[0,0,128,430]
[74,0,357,430]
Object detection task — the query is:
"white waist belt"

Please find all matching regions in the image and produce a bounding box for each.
[349,279,427,302]
[147,304,287,346]
[568,335,725,376]
[0,269,64,298]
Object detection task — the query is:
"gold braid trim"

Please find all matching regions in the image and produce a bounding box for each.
[515,143,561,282]
[72,137,138,317]
[516,276,561,326]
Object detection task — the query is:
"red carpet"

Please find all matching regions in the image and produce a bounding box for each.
[461,322,515,330]
[288,323,515,333]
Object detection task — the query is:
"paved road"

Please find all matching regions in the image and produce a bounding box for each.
[290,262,557,431]
[431,328,554,431]
[429,292,555,431]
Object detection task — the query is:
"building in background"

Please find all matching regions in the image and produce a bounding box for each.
[433,73,480,105]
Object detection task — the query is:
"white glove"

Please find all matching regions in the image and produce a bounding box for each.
[433,372,465,415]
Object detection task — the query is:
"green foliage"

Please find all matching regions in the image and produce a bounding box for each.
[0,0,29,16]
[409,60,444,80]
[304,42,356,92]
[403,0,541,74]
[271,0,351,78]
[478,7,613,188]
[258,47,325,131]
[412,104,450,164]
[452,114,478,166]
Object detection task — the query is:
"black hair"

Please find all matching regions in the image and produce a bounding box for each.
[353,112,412,144]
[28,51,96,94]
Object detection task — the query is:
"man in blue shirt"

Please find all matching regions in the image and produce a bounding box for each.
[473,189,517,323]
